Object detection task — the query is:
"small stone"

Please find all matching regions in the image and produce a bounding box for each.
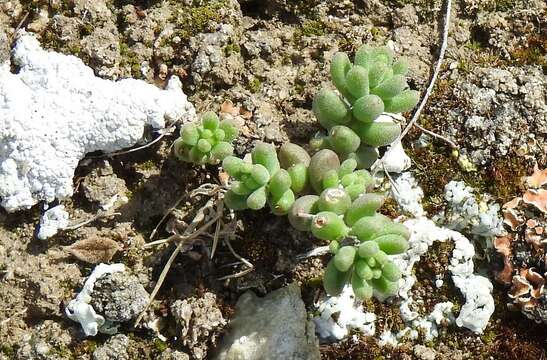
[159,349,191,360]
[171,292,226,360]
[413,345,437,360]
[90,272,149,323]
[92,334,129,360]
[81,161,128,209]
[215,283,320,360]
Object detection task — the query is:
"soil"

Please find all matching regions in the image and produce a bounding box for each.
[1,0,546,359]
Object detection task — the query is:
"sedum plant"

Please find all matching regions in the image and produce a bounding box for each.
[222,142,296,215]
[311,45,419,168]
[222,143,410,300]
[174,111,239,165]
[175,44,415,299]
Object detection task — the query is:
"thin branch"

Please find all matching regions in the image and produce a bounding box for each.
[149,183,222,241]
[149,194,187,241]
[383,162,400,195]
[134,212,221,327]
[88,126,175,159]
[217,219,254,280]
[296,246,330,260]
[64,212,120,231]
[9,13,29,43]
[398,0,452,142]
[210,201,224,259]
[377,0,452,171]
[414,123,458,149]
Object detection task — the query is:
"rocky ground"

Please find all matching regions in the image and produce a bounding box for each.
[0,0,546,359]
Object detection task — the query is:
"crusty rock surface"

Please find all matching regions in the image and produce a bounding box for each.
[171,292,226,360]
[90,272,149,323]
[215,283,320,360]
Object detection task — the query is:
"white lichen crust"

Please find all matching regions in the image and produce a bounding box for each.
[0,31,195,212]
[36,204,69,240]
[65,263,125,336]
[393,218,495,335]
[313,285,376,342]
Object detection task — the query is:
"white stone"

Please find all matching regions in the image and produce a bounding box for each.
[437,181,504,239]
[65,263,125,336]
[0,31,195,212]
[36,204,69,240]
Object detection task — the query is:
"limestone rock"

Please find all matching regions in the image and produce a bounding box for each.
[215,283,320,360]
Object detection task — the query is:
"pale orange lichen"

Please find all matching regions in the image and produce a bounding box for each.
[220,100,252,119]
[526,165,547,188]
[503,197,522,209]
[494,235,513,256]
[503,207,524,230]
[523,189,547,213]
[220,100,252,137]
[494,235,514,285]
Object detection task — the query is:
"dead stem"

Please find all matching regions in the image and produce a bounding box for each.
[134,212,221,327]
[64,211,121,231]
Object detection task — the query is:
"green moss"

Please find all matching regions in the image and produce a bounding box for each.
[51,344,74,359]
[136,159,157,172]
[1,345,17,357]
[369,27,385,40]
[153,339,168,352]
[465,40,484,51]
[510,35,547,71]
[119,42,143,78]
[300,20,326,37]
[494,0,519,11]
[481,329,498,344]
[170,0,228,42]
[224,42,241,56]
[248,78,262,93]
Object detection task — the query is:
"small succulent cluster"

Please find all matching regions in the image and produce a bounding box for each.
[173,111,239,165]
[222,142,297,215]
[322,212,410,299]
[221,143,409,299]
[311,45,419,168]
[174,44,414,300]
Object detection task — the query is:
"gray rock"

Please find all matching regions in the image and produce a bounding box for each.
[214,283,320,360]
[171,292,226,360]
[15,320,73,360]
[453,65,547,165]
[90,272,149,323]
[159,349,191,360]
[413,345,437,360]
[92,334,129,360]
[81,161,128,209]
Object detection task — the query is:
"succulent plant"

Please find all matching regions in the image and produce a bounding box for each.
[322,213,409,299]
[222,142,296,215]
[186,46,415,301]
[174,111,239,165]
[311,45,420,167]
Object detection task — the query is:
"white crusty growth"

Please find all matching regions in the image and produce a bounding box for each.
[0,31,195,212]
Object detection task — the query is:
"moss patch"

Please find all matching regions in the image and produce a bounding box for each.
[170,0,228,42]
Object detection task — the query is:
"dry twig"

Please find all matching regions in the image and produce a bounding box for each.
[134,212,221,327]
[377,0,453,172]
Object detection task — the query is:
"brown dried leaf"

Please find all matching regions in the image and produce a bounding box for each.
[66,236,120,264]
